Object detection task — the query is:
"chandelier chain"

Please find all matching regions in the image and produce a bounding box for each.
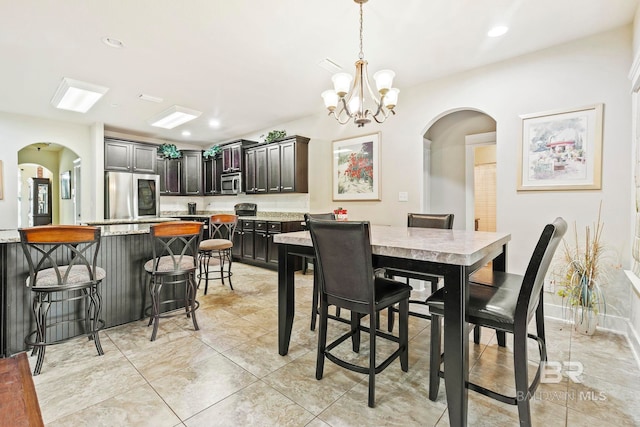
[358,1,364,60]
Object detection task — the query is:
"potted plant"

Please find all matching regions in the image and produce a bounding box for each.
[203,145,222,159]
[261,130,287,143]
[556,205,610,335]
[158,143,182,159]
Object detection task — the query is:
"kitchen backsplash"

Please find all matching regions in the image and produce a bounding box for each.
[160,193,309,214]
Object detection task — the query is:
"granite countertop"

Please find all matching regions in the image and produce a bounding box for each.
[84,218,179,226]
[161,211,305,222]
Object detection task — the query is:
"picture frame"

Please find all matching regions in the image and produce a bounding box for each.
[517,104,603,191]
[332,132,381,201]
[60,170,71,199]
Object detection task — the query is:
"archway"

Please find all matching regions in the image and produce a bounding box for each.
[17,142,81,225]
[422,109,497,231]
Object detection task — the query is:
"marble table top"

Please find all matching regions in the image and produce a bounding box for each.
[274,225,511,267]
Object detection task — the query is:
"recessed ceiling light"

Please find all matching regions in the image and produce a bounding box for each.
[487,26,509,38]
[182,131,191,137]
[148,105,202,129]
[102,37,124,48]
[50,77,109,113]
[209,119,221,128]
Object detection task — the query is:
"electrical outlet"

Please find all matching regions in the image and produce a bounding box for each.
[544,279,555,293]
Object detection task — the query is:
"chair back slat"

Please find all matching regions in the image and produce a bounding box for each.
[307,217,374,306]
[18,225,102,287]
[149,221,203,273]
[518,217,568,321]
[209,214,238,240]
[307,213,336,221]
[407,213,454,229]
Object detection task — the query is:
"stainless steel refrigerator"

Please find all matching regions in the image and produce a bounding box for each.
[105,172,160,219]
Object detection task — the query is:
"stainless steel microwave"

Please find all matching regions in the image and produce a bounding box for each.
[220,172,242,195]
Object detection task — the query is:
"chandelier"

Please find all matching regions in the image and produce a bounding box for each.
[321,0,399,127]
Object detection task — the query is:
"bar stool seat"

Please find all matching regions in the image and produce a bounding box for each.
[19,225,106,376]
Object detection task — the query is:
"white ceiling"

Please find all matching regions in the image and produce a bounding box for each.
[0,0,637,147]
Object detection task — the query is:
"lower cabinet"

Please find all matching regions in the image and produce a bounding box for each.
[233,219,302,269]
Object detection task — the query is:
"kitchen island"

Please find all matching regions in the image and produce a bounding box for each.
[0,224,164,357]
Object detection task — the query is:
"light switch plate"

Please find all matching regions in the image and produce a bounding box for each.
[398,191,409,202]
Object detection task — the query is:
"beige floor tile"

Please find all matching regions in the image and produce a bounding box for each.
[27,263,640,427]
[184,380,314,427]
[148,352,258,420]
[47,383,181,427]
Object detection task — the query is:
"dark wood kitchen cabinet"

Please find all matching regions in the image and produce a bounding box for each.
[181,150,202,195]
[104,139,157,174]
[157,150,202,195]
[233,219,303,269]
[245,146,268,194]
[243,135,309,194]
[157,157,181,195]
[203,156,223,195]
[221,139,256,173]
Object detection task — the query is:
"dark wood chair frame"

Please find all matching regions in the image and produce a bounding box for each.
[19,225,105,376]
[385,213,454,331]
[427,218,567,427]
[308,217,413,408]
[146,221,203,341]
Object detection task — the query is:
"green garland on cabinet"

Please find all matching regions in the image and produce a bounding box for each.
[158,143,183,159]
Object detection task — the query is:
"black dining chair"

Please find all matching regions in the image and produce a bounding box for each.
[144,221,203,341]
[384,213,454,331]
[426,217,567,426]
[307,217,412,408]
[304,212,336,330]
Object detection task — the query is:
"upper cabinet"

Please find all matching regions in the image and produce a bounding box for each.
[203,156,223,195]
[158,150,203,196]
[221,139,257,173]
[104,139,157,174]
[244,135,309,194]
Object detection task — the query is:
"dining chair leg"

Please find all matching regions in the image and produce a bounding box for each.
[316,301,329,380]
[473,325,481,344]
[399,299,409,372]
[310,269,319,331]
[429,313,441,401]
[351,312,361,353]
[513,327,532,427]
[368,307,377,408]
[497,331,507,347]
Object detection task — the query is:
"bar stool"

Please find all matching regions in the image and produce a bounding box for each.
[197,214,238,294]
[19,225,106,376]
[145,221,203,341]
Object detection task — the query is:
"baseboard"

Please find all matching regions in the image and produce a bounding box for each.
[544,301,640,369]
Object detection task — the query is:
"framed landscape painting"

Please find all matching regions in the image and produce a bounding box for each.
[332,132,380,201]
[517,104,603,191]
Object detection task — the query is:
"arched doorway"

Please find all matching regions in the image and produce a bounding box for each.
[17,142,81,226]
[422,109,497,231]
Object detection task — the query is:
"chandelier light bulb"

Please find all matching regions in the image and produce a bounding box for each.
[384,88,399,109]
[373,70,395,94]
[321,90,339,111]
[331,73,353,98]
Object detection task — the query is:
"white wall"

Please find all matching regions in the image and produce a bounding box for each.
[0,112,101,229]
[242,26,633,278]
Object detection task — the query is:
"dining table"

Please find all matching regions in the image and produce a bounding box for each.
[274,224,511,427]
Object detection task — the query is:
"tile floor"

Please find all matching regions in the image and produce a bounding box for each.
[26,263,640,426]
